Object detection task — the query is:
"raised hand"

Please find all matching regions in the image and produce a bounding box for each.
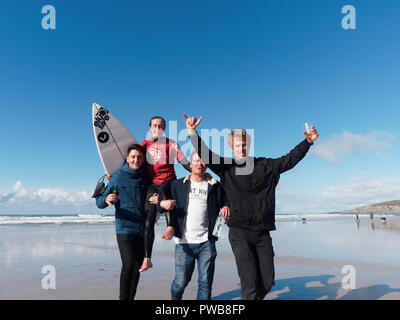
[304,126,319,143]
[184,113,203,131]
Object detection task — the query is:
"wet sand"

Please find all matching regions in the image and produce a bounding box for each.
[1,216,400,300]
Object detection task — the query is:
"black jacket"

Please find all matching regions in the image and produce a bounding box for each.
[189,132,312,231]
[158,174,230,241]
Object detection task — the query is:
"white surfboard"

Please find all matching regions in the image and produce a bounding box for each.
[92,103,138,176]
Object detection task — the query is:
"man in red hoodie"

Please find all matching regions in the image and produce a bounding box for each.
[139,116,191,272]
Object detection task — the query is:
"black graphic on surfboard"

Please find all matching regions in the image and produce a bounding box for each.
[93,107,110,130]
[92,103,138,176]
[97,132,110,143]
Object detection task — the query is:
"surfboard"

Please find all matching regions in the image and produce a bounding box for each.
[92,103,138,176]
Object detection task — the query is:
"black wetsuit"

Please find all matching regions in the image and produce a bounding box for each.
[143,178,175,258]
[142,157,191,259]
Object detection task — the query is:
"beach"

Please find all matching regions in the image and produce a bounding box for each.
[1,214,400,300]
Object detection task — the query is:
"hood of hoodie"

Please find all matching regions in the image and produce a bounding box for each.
[120,162,148,183]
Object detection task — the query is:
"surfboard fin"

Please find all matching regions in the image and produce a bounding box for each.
[92,175,106,198]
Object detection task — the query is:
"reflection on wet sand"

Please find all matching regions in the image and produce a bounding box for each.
[2,216,400,299]
[355,215,400,232]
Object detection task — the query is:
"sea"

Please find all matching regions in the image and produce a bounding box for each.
[0,212,385,226]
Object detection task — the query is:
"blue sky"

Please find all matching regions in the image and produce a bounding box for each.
[1,0,400,215]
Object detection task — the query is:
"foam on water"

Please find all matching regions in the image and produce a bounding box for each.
[0,213,387,225]
[0,214,115,225]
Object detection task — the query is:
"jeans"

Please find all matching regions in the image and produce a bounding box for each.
[171,241,217,300]
[116,233,144,300]
[228,226,275,300]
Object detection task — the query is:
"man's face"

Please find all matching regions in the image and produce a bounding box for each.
[232,138,249,161]
[149,118,165,139]
[127,150,144,170]
[190,153,207,176]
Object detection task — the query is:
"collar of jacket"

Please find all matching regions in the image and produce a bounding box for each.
[121,162,146,177]
[183,173,217,185]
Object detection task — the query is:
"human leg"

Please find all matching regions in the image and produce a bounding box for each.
[159,179,176,239]
[254,232,275,299]
[196,241,217,300]
[143,184,159,260]
[171,244,196,300]
[228,227,261,300]
[116,234,145,300]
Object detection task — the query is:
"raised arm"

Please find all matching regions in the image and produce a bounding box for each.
[184,114,226,176]
[272,126,319,175]
[179,157,191,172]
[170,140,191,173]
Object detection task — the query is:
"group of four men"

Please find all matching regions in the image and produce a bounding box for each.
[96,113,319,300]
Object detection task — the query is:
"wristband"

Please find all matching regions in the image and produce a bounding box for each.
[188,130,197,136]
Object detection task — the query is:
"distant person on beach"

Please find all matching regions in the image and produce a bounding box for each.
[156,151,230,300]
[183,114,319,300]
[96,144,149,300]
[139,116,191,273]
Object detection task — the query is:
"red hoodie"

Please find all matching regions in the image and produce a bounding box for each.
[141,137,186,186]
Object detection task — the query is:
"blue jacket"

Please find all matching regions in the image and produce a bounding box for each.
[96,163,150,235]
[158,174,230,242]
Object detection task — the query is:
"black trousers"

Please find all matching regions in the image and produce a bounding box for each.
[144,179,175,258]
[228,226,275,300]
[116,234,145,300]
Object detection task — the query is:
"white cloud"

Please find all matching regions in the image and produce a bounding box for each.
[310,130,396,162]
[0,181,93,211]
[277,175,400,214]
[31,188,91,205]
[0,181,28,203]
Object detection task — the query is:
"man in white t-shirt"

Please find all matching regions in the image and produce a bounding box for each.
[158,152,230,300]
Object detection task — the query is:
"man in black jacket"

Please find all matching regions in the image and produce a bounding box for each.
[157,151,230,300]
[183,114,319,300]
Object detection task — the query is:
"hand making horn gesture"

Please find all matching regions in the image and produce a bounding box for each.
[184,113,203,131]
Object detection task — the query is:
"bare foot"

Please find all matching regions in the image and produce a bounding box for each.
[139,258,153,272]
[161,226,174,240]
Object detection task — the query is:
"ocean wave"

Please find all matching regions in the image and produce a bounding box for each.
[276,213,391,221]
[0,213,391,226]
[0,214,115,225]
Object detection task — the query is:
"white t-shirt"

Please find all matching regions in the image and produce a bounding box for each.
[174,180,209,244]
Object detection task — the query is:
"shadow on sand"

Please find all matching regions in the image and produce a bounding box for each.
[213,274,400,300]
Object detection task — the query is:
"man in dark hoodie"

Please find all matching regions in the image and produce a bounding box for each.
[183,114,319,300]
[96,144,149,300]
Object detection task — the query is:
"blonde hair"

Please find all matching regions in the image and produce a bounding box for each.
[228,129,251,147]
